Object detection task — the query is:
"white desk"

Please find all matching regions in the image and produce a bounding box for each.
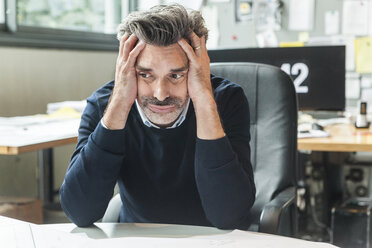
[0,216,337,248]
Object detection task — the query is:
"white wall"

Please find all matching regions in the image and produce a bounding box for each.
[0,46,117,198]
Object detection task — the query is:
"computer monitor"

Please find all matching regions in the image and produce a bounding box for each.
[208,46,346,111]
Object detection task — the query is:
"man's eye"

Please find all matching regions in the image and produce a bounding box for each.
[139,73,150,78]
[171,74,182,79]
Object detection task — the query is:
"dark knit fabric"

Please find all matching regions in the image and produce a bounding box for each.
[60,75,256,229]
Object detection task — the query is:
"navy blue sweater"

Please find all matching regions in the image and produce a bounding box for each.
[60,75,256,229]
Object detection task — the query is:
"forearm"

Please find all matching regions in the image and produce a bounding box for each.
[102,86,132,130]
[195,137,256,230]
[60,123,125,227]
[193,93,225,140]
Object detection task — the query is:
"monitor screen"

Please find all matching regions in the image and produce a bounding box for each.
[208,46,346,111]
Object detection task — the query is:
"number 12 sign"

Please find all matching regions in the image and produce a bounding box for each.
[281,63,309,94]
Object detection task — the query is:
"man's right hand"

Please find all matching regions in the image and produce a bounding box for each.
[102,34,146,130]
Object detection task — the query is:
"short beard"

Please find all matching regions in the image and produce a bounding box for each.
[139,95,188,127]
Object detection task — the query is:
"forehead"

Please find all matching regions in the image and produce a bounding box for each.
[136,43,188,69]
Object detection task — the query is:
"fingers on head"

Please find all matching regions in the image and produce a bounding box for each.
[119,33,130,57]
[122,34,139,60]
[200,36,206,50]
[189,32,201,49]
[126,40,146,67]
[178,38,196,61]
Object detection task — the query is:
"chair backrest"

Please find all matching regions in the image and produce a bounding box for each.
[210,62,298,224]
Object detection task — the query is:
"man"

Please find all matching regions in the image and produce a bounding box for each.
[60,4,255,230]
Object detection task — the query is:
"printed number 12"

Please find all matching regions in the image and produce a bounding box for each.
[281,63,309,93]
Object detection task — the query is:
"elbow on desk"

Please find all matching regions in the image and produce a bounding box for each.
[59,185,100,227]
[207,211,253,230]
[206,196,255,230]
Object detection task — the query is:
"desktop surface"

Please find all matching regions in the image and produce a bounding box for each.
[0,216,338,247]
[298,124,372,152]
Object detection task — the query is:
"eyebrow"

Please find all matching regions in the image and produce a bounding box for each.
[135,65,188,72]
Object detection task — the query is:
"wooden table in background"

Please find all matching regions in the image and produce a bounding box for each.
[0,118,79,205]
[298,124,372,152]
[2,121,371,205]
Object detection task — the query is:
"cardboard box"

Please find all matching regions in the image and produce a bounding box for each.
[0,197,43,224]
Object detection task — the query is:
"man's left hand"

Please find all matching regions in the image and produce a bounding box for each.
[177,33,213,107]
[178,33,225,140]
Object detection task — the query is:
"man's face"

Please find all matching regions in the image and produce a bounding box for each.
[136,43,189,128]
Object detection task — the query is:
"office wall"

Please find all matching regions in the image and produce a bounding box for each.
[214,0,342,48]
[0,47,117,198]
[210,0,371,110]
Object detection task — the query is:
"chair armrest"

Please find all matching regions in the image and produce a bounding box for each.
[258,186,296,234]
[102,194,122,223]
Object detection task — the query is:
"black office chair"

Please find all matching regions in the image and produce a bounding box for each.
[103,62,298,236]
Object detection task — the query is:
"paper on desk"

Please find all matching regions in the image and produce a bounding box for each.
[0,223,338,248]
[83,230,338,248]
[0,115,54,127]
[47,100,86,115]
[47,106,81,119]
[298,130,330,139]
[0,117,80,147]
[0,223,90,248]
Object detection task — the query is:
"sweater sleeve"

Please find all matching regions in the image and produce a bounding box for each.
[194,86,256,230]
[59,93,126,227]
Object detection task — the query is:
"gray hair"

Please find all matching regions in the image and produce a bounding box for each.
[117,4,208,46]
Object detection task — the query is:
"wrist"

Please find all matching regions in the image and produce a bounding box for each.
[191,87,214,105]
[192,91,216,112]
[103,97,133,130]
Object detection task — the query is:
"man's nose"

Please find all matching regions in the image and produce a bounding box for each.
[153,79,170,102]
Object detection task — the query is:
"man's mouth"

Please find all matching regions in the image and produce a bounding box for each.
[147,104,176,114]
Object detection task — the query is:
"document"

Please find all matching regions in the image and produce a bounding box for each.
[288,0,314,31]
[298,130,330,139]
[346,72,361,99]
[0,116,80,147]
[0,223,89,248]
[355,36,372,73]
[0,222,338,248]
[342,0,369,35]
[84,230,338,248]
[324,10,339,35]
